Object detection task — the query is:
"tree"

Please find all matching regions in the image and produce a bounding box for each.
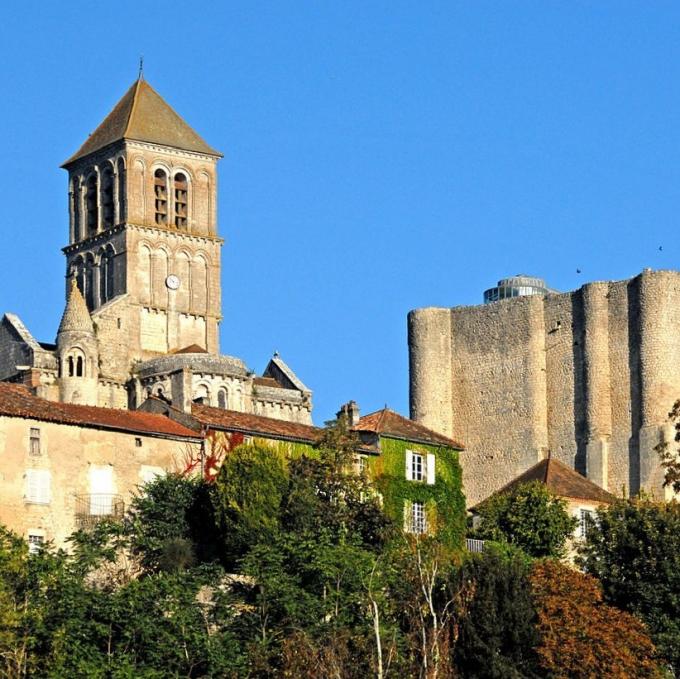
[282,420,393,550]
[126,474,220,571]
[529,560,660,678]
[579,497,680,673]
[212,444,289,567]
[451,546,540,678]
[656,399,680,493]
[471,481,577,558]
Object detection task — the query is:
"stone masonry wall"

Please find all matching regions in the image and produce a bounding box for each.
[0,414,200,548]
[409,269,680,506]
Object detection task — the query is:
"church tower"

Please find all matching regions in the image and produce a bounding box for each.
[60,77,223,396]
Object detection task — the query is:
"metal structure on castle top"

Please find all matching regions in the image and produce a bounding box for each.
[483,274,555,304]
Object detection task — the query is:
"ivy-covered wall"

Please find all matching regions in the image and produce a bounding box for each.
[206,428,466,549]
[368,437,466,549]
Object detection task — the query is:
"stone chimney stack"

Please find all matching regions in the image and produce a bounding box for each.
[337,400,360,427]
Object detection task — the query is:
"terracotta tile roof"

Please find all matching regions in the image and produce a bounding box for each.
[192,403,320,444]
[353,409,464,449]
[0,383,199,439]
[471,457,616,510]
[62,78,221,166]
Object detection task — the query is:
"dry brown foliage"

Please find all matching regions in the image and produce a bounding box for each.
[529,560,661,679]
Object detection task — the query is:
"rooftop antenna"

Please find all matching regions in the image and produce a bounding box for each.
[138,55,144,80]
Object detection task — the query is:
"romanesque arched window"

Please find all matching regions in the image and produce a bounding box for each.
[117,158,126,222]
[76,355,84,377]
[154,169,168,226]
[72,177,81,242]
[174,173,188,228]
[98,246,115,304]
[86,174,98,236]
[101,166,114,229]
[68,356,74,377]
[85,253,96,309]
[217,388,228,409]
[73,257,85,298]
[105,246,114,301]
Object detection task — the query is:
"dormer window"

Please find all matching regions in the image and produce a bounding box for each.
[101,166,114,229]
[174,173,188,228]
[86,174,98,236]
[154,169,168,226]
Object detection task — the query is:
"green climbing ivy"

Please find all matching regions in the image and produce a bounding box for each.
[368,437,466,550]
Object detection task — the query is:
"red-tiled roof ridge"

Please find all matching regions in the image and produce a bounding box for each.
[354,408,464,449]
[0,383,199,439]
[192,403,321,444]
[470,457,617,510]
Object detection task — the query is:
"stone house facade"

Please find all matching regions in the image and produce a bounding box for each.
[0,78,312,424]
[409,269,680,506]
[0,383,201,549]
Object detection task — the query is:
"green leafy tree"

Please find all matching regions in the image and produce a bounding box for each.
[655,399,680,494]
[472,481,577,558]
[451,546,540,678]
[283,424,393,550]
[212,444,289,567]
[579,497,680,673]
[126,474,220,571]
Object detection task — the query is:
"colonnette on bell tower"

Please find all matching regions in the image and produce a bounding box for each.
[0,78,313,424]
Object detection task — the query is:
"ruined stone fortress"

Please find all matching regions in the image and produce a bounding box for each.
[0,78,312,424]
[409,271,680,505]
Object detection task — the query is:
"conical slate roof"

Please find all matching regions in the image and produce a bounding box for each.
[57,280,94,336]
[62,78,221,166]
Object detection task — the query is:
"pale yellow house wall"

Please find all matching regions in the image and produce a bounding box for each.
[0,415,199,548]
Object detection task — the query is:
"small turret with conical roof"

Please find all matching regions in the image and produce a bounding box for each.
[56,279,99,405]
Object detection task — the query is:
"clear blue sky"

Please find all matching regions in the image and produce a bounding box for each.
[1,2,680,424]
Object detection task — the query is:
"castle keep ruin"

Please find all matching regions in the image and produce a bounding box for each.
[409,269,680,505]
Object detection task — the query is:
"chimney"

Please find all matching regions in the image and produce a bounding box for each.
[337,400,360,427]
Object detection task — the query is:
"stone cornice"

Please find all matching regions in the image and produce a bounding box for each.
[63,222,223,254]
[126,140,220,163]
[62,224,127,254]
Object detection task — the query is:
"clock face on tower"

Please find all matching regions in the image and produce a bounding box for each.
[165,274,181,290]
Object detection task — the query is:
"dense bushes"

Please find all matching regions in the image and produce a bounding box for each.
[0,433,668,677]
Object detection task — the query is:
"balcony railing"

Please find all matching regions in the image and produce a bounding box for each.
[465,538,486,553]
[75,494,125,528]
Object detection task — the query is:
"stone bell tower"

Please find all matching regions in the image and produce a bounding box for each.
[60,77,224,391]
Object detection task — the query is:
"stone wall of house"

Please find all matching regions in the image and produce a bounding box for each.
[409,269,680,506]
[0,414,200,548]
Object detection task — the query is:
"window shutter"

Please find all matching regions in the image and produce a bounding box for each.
[405,450,413,481]
[426,454,436,485]
[403,499,413,533]
[26,470,50,504]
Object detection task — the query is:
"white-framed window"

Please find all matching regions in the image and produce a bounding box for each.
[29,428,41,456]
[25,469,51,504]
[412,453,424,481]
[578,508,595,538]
[404,500,428,535]
[27,532,45,555]
[405,450,436,484]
